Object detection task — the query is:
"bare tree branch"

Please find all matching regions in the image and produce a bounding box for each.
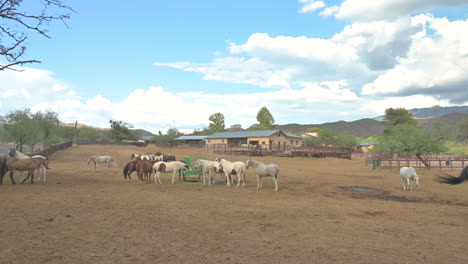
[0,0,74,71]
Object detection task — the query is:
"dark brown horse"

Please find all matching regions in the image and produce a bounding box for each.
[122,160,139,180]
[136,160,158,183]
[0,157,50,184]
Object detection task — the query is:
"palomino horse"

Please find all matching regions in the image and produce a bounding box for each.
[8,149,48,183]
[153,161,190,184]
[214,157,246,188]
[88,155,114,169]
[0,157,50,184]
[246,159,279,192]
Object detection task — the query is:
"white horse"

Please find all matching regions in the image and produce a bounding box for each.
[400,167,419,191]
[195,159,216,186]
[88,155,113,169]
[9,148,48,183]
[153,161,190,184]
[214,157,246,188]
[31,155,48,183]
[246,159,279,192]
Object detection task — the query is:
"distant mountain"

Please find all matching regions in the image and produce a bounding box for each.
[278,118,383,138]
[418,112,468,133]
[279,109,468,138]
[131,129,156,140]
[374,105,468,121]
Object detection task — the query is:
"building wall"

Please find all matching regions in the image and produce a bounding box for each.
[205,131,303,148]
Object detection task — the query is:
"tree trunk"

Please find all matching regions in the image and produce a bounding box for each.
[416,153,431,169]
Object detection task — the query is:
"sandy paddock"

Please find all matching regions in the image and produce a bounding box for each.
[0,144,467,264]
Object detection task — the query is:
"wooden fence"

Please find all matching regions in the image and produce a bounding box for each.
[212,144,356,159]
[29,141,73,157]
[366,157,468,170]
[77,140,148,147]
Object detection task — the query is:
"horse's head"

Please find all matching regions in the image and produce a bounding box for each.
[246,159,252,168]
[183,164,191,170]
[8,148,16,157]
[214,157,221,162]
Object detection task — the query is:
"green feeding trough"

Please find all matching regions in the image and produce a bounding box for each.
[180,156,207,183]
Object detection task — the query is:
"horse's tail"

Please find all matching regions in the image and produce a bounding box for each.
[438,165,468,185]
[123,163,130,178]
[0,157,7,178]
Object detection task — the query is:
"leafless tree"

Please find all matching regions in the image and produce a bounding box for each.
[0,0,74,71]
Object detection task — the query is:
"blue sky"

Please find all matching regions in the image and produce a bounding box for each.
[1,0,468,134]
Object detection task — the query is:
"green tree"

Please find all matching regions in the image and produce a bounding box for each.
[0,0,74,71]
[306,127,320,133]
[108,120,135,141]
[248,106,277,130]
[318,128,336,146]
[376,124,446,168]
[33,110,59,144]
[383,108,417,135]
[208,112,225,133]
[256,106,276,129]
[2,109,33,151]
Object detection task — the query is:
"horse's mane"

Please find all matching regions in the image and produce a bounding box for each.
[438,166,468,185]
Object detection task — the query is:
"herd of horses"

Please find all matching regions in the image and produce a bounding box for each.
[120,152,280,191]
[1,147,468,193]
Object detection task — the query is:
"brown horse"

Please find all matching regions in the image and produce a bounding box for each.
[122,160,139,180]
[136,160,158,183]
[0,157,50,184]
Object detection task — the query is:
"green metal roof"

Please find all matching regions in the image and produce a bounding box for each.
[206,130,302,139]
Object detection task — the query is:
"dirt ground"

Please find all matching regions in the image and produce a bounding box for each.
[0,145,467,264]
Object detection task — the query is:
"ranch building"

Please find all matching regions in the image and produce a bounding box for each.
[205,130,303,150]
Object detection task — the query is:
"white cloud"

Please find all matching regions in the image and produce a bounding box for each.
[362,16,468,103]
[298,0,326,13]
[319,6,340,17]
[335,0,468,21]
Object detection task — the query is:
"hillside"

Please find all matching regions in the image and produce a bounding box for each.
[278,118,383,138]
[279,112,468,138]
[418,112,468,132]
[374,105,468,121]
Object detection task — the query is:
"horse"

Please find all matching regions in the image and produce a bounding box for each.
[438,165,468,185]
[122,160,139,180]
[136,160,158,183]
[195,159,216,186]
[0,157,50,184]
[214,157,246,188]
[246,159,279,192]
[153,161,190,184]
[163,154,176,162]
[31,155,48,183]
[9,148,48,183]
[400,167,419,191]
[131,153,154,161]
[212,160,224,184]
[88,155,113,169]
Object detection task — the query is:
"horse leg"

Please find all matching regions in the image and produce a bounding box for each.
[30,170,34,184]
[273,175,278,192]
[172,171,176,184]
[21,171,30,184]
[241,171,245,188]
[256,174,261,190]
[9,170,16,184]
